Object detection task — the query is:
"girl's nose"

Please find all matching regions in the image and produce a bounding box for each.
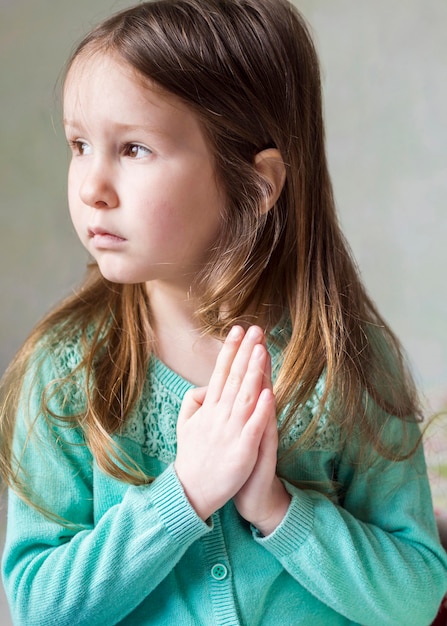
[79,161,119,209]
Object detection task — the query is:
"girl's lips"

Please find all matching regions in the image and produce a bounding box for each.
[88,227,126,247]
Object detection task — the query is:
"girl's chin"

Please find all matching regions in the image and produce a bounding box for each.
[96,265,153,286]
[95,265,139,285]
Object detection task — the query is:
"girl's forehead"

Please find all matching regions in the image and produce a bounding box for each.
[63,50,180,112]
[65,50,137,91]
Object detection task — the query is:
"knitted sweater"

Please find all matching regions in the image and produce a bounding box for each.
[2,331,447,626]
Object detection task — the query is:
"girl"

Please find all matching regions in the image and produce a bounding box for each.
[1,0,446,624]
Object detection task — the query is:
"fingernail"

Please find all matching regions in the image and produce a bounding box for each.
[260,388,273,402]
[246,325,262,340]
[252,344,265,359]
[228,325,243,340]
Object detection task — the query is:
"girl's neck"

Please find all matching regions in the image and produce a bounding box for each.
[146,281,223,387]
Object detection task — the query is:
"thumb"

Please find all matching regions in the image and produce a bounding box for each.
[178,386,208,422]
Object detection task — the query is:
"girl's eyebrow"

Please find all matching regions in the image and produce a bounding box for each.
[63,118,169,138]
[62,119,79,130]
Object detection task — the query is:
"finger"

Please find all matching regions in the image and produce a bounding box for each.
[230,343,269,421]
[257,408,278,460]
[218,326,265,406]
[178,386,207,423]
[205,325,245,403]
[240,387,276,445]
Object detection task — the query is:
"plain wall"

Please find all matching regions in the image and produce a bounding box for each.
[1,1,446,622]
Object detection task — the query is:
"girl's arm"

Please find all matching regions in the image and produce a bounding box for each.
[176,324,447,622]
[199,327,446,623]
[251,418,447,625]
[2,353,212,626]
[2,325,276,626]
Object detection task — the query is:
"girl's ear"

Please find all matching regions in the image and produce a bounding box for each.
[254,148,286,213]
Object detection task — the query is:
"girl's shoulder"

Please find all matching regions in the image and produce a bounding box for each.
[25,322,93,414]
[33,320,96,377]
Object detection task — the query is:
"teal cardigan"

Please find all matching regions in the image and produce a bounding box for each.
[2,331,447,625]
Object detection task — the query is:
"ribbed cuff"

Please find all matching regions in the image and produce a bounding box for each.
[148,464,212,543]
[252,481,314,557]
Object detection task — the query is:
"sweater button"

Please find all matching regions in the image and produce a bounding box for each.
[211,563,228,580]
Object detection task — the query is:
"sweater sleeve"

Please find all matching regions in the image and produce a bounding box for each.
[1,352,212,626]
[253,419,447,626]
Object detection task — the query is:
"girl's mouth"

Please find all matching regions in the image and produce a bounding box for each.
[88,227,126,247]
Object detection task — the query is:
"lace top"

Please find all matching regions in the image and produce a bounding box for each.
[48,322,339,462]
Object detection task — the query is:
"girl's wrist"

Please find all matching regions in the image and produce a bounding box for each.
[174,462,212,521]
[251,479,291,537]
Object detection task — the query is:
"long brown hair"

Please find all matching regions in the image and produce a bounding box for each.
[1,0,421,494]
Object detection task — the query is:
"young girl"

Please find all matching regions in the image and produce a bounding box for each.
[1,0,446,624]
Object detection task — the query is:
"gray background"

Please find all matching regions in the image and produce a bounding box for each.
[1,0,446,622]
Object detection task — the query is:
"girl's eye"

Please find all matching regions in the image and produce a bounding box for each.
[69,140,92,156]
[124,144,152,159]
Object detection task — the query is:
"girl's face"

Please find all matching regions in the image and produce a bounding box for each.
[64,53,224,291]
